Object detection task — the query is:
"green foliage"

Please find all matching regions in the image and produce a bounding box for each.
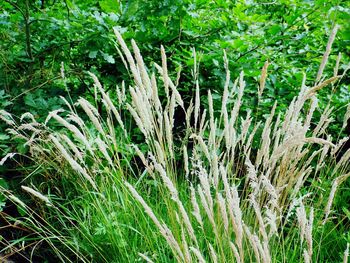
[0,0,350,261]
[0,178,8,212]
[1,0,349,120]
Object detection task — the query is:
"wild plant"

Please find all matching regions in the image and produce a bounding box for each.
[0,25,349,262]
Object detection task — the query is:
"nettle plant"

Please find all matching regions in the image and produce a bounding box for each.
[0,26,350,262]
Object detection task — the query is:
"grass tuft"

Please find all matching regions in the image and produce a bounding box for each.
[0,28,349,262]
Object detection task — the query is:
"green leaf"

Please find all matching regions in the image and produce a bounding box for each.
[232,39,245,50]
[99,0,120,13]
[89,50,98,58]
[65,0,75,10]
[0,178,8,211]
[0,134,10,141]
[343,207,350,220]
[268,25,282,35]
[24,94,37,108]
[17,206,27,216]
[101,52,115,64]
[0,178,8,189]
[0,201,6,212]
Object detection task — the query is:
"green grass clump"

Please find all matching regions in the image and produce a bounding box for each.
[0,27,349,262]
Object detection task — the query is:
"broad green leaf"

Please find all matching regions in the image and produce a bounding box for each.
[99,0,120,13]
[268,25,282,36]
[101,52,115,64]
[89,50,98,58]
[0,134,10,140]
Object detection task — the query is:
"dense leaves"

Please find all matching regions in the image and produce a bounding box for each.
[2,1,349,117]
[0,1,350,261]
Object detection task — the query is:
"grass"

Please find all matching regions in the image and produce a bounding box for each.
[0,26,350,262]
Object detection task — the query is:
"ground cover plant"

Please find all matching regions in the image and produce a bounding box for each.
[0,25,350,262]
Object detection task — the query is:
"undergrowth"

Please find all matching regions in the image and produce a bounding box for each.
[0,26,349,262]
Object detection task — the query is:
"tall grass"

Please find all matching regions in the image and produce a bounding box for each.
[1,27,349,262]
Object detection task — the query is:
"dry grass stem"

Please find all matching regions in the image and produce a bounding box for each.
[21,186,51,205]
[138,253,154,263]
[0,153,16,166]
[50,134,97,190]
[316,24,339,82]
[259,60,269,99]
[344,243,349,263]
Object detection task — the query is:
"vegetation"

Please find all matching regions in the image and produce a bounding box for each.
[0,1,349,262]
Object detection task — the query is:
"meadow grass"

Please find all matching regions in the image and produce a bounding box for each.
[0,27,350,262]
